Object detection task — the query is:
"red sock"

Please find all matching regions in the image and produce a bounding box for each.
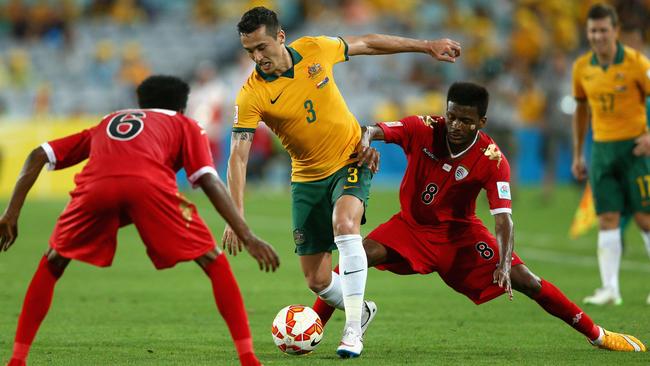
[532,279,600,341]
[203,254,260,366]
[311,265,339,326]
[11,256,65,364]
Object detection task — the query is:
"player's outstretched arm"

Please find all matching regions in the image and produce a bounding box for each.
[493,213,514,300]
[198,173,280,272]
[0,147,49,251]
[571,100,589,181]
[356,125,384,172]
[222,130,253,255]
[343,34,461,63]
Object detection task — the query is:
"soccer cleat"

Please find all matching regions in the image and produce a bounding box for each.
[583,287,622,306]
[591,327,646,352]
[360,300,378,336]
[336,327,363,358]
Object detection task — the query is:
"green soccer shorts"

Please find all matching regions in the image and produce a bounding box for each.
[590,139,650,214]
[290,163,372,256]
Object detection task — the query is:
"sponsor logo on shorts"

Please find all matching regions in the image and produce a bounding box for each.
[455,165,469,180]
[293,229,306,245]
[497,181,511,200]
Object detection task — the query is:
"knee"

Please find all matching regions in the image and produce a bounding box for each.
[598,212,620,230]
[45,248,70,276]
[634,213,650,231]
[333,217,357,236]
[512,270,542,297]
[305,273,331,294]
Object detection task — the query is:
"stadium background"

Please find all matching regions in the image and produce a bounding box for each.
[0,1,650,365]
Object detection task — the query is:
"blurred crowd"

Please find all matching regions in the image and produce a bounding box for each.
[0,0,648,188]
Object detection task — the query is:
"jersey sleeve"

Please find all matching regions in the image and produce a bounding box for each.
[314,36,349,65]
[182,118,219,188]
[637,53,650,96]
[572,60,586,100]
[42,128,94,170]
[233,83,262,132]
[483,148,512,215]
[377,115,423,152]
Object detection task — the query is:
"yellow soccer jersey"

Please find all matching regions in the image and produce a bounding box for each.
[572,43,650,142]
[234,36,360,182]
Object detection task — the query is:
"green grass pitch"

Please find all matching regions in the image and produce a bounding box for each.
[1,186,649,365]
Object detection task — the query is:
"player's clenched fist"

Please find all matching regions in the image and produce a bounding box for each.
[425,38,461,63]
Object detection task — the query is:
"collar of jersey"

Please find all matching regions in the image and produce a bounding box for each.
[446,131,480,159]
[590,42,624,70]
[256,46,303,82]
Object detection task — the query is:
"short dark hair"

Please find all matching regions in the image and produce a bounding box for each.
[587,3,618,27]
[447,82,489,117]
[237,6,280,37]
[136,75,189,111]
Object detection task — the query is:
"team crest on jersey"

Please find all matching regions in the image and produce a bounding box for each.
[482,144,502,167]
[615,72,625,80]
[455,165,469,180]
[307,63,323,79]
[497,181,511,200]
[418,115,440,128]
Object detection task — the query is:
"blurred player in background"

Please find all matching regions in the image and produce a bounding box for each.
[571,3,650,306]
[222,6,461,358]
[0,75,279,366]
[315,81,646,352]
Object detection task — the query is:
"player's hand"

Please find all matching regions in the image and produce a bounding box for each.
[425,38,461,63]
[243,236,280,272]
[0,213,19,252]
[357,146,380,173]
[633,133,650,156]
[221,226,244,256]
[571,156,588,181]
[493,263,513,301]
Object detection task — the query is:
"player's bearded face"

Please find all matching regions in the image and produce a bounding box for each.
[445,102,485,146]
[240,25,286,74]
[586,18,617,55]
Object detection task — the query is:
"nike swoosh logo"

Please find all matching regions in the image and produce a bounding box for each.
[343,268,365,275]
[270,91,284,104]
[343,185,358,190]
[310,339,322,347]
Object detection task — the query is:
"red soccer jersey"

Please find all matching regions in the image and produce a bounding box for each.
[378,115,512,240]
[41,108,217,189]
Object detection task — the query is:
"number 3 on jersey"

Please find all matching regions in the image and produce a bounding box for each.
[107,112,146,141]
[304,100,317,123]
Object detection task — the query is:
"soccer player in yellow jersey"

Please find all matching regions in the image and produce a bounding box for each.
[222,7,461,357]
[572,3,650,306]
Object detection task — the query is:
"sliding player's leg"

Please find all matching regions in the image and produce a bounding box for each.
[511,264,646,352]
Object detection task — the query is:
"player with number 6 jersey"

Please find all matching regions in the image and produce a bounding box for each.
[311,82,646,353]
[0,75,279,366]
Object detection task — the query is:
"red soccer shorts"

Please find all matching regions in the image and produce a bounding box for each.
[50,177,215,269]
[367,214,524,304]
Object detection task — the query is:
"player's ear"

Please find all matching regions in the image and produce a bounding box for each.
[277,29,286,44]
[478,116,487,129]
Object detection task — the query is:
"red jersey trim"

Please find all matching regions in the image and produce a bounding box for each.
[188,166,219,187]
[40,142,57,171]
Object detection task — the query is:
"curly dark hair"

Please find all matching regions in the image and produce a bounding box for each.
[136,75,189,112]
[237,6,280,37]
[447,82,489,118]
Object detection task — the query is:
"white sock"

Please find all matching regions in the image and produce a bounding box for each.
[597,229,621,296]
[641,231,650,259]
[336,234,367,334]
[316,271,344,310]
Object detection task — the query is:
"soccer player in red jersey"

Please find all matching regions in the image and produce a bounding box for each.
[312,82,646,352]
[0,75,280,366]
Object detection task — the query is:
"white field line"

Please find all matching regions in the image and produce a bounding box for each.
[516,247,650,273]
